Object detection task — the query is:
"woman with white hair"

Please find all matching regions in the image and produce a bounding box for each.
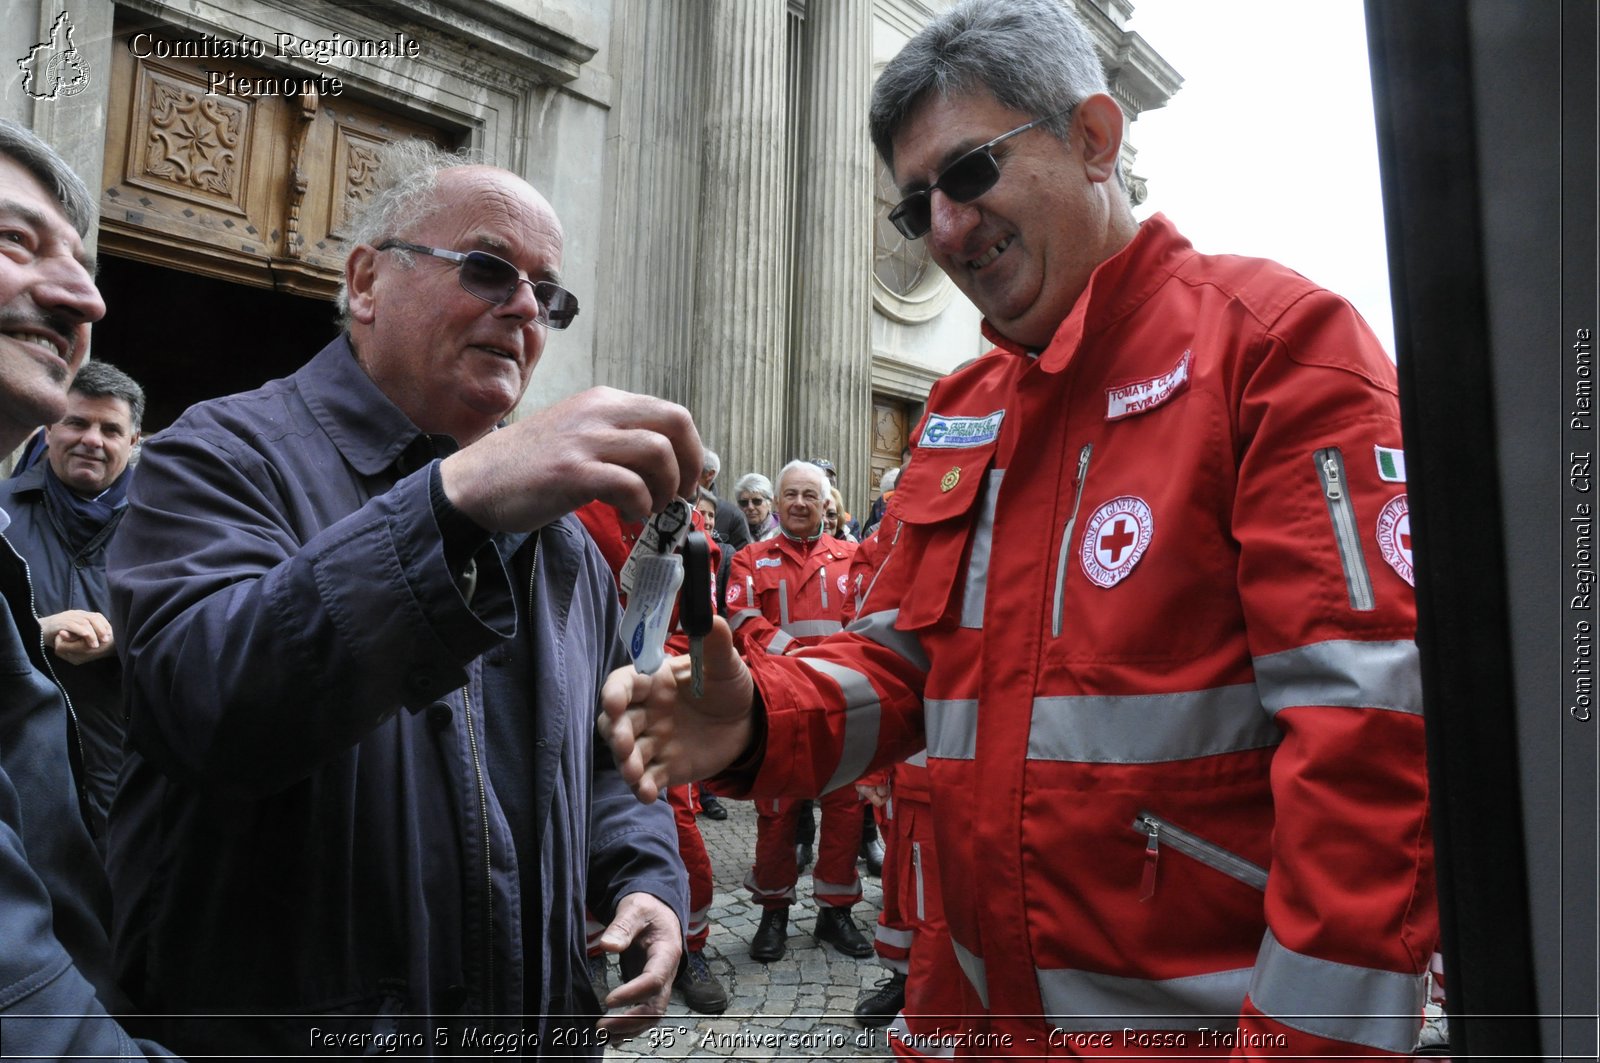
[733,472,780,545]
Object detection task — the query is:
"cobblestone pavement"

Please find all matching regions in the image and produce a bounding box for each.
[603,797,896,1061]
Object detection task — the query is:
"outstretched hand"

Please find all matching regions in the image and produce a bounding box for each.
[598,617,757,803]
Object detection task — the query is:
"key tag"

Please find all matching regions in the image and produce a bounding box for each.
[619,498,692,598]
[621,551,683,675]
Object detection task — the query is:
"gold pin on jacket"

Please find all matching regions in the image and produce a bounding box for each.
[941,467,961,492]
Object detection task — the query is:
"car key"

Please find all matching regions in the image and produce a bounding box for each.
[681,531,712,697]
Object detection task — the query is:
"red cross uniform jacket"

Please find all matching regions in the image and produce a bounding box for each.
[726,532,857,656]
[726,215,1437,1057]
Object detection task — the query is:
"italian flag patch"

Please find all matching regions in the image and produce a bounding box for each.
[1376,446,1407,483]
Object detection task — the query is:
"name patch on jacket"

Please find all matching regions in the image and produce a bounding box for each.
[920,410,1005,449]
[756,558,782,568]
[1105,351,1192,421]
[1080,496,1155,588]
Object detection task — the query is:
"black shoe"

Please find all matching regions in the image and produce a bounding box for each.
[854,970,907,1028]
[699,793,728,820]
[861,837,885,878]
[674,950,730,1014]
[586,952,610,998]
[750,907,788,962]
[795,842,814,872]
[813,907,874,958]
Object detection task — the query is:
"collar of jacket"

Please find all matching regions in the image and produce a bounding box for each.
[980,212,1197,375]
[298,334,433,477]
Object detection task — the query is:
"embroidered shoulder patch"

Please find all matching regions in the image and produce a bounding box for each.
[1376,494,1413,586]
[1105,351,1192,421]
[725,583,742,605]
[1080,496,1155,588]
[755,557,782,569]
[1375,446,1407,483]
[920,410,1005,449]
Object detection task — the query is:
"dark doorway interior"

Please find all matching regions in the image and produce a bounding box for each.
[92,256,343,433]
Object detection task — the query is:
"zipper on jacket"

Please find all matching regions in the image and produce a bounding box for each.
[1314,447,1376,611]
[7,541,93,821]
[1132,811,1269,898]
[1051,444,1094,637]
[819,565,829,611]
[462,684,495,1012]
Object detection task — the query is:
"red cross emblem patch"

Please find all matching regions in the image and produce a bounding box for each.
[1080,496,1155,588]
[725,583,742,606]
[1376,494,1413,586]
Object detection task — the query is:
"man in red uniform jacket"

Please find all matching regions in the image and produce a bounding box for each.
[725,460,870,963]
[601,0,1438,1056]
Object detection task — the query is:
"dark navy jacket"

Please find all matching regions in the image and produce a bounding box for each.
[0,519,169,1058]
[106,337,685,1056]
[0,463,128,828]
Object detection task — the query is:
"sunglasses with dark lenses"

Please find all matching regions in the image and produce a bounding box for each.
[377,240,580,330]
[738,497,767,508]
[887,108,1073,241]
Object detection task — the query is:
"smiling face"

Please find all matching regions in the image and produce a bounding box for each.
[345,166,562,444]
[890,90,1134,350]
[0,155,105,452]
[45,390,137,496]
[777,466,827,539]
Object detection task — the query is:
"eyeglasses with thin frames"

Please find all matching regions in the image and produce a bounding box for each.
[376,240,581,330]
[887,107,1074,241]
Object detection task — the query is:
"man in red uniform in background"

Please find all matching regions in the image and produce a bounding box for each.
[724,459,870,963]
[602,0,1438,1055]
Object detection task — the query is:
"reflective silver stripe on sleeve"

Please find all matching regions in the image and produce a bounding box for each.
[959,468,1004,629]
[726,608,761,633]
[925,698,979,760]
[1254,639,1422,717]
[798,657,882,793]
[1038,966,1252,1032]
[950,938,990,1009]
[1250,929,1427,1052]
[844,608,932,672]
[1028,685,1280,764]
[779,579,790,626]
[764,628,794,655]
[781,619,843,639]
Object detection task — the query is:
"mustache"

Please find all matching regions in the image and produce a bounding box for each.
[0,308,80,361]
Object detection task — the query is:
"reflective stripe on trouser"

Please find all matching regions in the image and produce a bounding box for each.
[748,789,864,908]
[668,784,713,950]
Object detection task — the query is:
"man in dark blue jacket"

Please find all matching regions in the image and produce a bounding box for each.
[0,117,171,1060]
[107,142,696,1057]
[0,360,145,829]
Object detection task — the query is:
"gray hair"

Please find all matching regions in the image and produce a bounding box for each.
[733,472,773,501]
[879,466,900,492]
[776,459,830,501]
[335,138,481,328]
[0,118,96,237]
[869,0,1109,172]
[69,360,145,431]
[702,448,721,476]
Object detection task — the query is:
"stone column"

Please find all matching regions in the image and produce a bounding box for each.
[690,0,789,484]
[786,0,874,517]
[595,0,705,406]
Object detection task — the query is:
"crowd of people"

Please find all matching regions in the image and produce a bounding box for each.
[0,0,1440,1059]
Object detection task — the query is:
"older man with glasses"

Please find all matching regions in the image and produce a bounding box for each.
[107,141,694,1057]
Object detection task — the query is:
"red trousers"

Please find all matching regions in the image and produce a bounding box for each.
[668,785,713,951]
[745,788,863,909]
[884,792,966,1060]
